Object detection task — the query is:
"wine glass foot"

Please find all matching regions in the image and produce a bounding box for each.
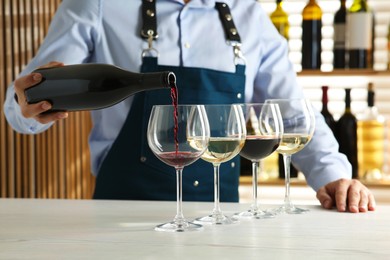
[272,204,309,215]
[155,221,203,232]
[195,214,237,225]
[232,209,275,220]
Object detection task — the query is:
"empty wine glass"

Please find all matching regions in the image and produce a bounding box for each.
[194,104,246,225]
[265,98,315,214]
[232,103,283,220]
[147,104,210,232]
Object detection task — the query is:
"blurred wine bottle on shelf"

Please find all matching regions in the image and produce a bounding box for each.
[262,152,279,180]
[321,86,336,135]
[336,88,358,179]
[240,157,252,176]
[333,0,347,69]
[357,82,385,180]
[301,0,322,70]
[270,0,290,40]
[347,0,374,69]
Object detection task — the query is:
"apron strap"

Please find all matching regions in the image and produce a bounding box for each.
[141,0,158,39]
[140,1,241,42]
[215,2,241,43]
[140,1,244,60]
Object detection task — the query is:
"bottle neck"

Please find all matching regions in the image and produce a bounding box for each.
[340,0,346,8]
[130,71,175,90]
[367,83,375,107]
[345,89,352,111]
[303,0,322,20]
[321,86,329,110]
[367,90,374,107]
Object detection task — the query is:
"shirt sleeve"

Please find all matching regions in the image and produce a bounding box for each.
[3,0,101,134]
[252,6,352,191]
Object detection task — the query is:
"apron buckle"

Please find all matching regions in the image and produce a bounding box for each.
[142,30,159,58]
[230,42,247,65]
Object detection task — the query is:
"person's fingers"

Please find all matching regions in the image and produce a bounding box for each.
[316,187,333,209]
[334,179,349,212]
[356,189,369,212]
[367,193,376,211]
[34,111,68,124]
[14,73,43,102]
[15,61,66,122]
[37,61,64,69]
[21,101,52,119]
[346,182,361,213]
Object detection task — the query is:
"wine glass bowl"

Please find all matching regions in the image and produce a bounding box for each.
[147,104,210,232]
[265,98,315,214]
[232,103,283,220]
[194,104,246,225]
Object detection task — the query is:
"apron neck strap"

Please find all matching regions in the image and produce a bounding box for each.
[215,2,241,43]
[140,1,245,64]
[140,1,241,44]
[141,0,158,40]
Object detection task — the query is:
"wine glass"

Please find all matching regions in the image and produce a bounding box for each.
[232,103,283,220]
[194,104,246,225]
[265,98,315,214]
[147,104,210,232]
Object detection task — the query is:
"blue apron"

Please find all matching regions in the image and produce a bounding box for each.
[93,2,246,202]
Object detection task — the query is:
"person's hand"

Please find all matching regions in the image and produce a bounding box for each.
[14,61,68,124]
[316,178,376,213]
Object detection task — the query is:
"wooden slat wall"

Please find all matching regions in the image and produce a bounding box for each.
[0,0,95,199]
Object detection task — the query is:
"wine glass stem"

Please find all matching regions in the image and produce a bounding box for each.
[212,164,222,216]
[251,160,261,212]
[174,167,185,223]
[282,154,292,206]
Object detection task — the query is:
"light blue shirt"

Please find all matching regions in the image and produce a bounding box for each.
[4,0,351,191]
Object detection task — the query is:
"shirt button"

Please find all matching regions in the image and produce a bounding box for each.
[140,157,147,163]
[184,42,191,49]
[237,93,242,99]
[231,162,235,168]
[193,181,199,187]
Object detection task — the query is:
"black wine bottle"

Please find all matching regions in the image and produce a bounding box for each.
[25,64,176,112]
[336,88,358,178]
[321,86,336,134]
[346,0,374,69]
[333,0,347,69]
[301,0,322,70]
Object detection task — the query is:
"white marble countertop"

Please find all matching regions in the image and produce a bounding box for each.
[0,198,389,259]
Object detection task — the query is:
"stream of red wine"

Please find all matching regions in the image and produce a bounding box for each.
[169,80,179,153]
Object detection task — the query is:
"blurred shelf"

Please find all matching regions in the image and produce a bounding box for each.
[240,176,390,188]
[297,69,390,77]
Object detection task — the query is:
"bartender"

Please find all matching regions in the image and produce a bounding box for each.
[4,0,375,212]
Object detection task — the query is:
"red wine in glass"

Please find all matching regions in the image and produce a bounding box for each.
[158,151,204,168]
[147,104,210,232]
[240,136,281,161]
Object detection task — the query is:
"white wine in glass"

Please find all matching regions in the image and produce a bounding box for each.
[147,104,210,232]
[194,104,246,225]
[265,98,315,214]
